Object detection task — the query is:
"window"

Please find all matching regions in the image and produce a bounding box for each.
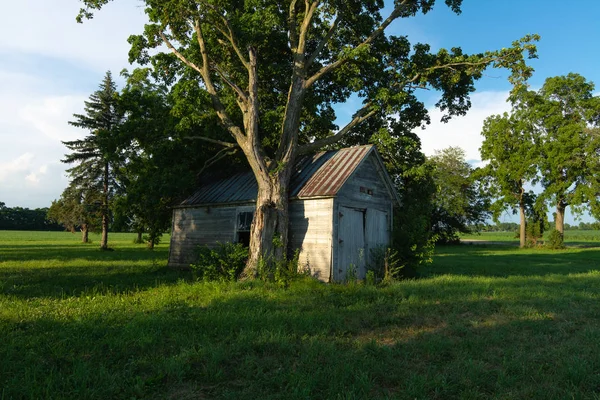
[360,186,374,196]
[236,211,254,246]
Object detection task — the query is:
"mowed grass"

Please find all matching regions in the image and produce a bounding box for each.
[2,232,600,399]
[462,229,600,247]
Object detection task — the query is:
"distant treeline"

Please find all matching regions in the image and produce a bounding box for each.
[477,221,600,232]
[0,202,63,231]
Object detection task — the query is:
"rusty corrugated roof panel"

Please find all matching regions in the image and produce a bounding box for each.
[294,145,372,198]
[180,145,374,206]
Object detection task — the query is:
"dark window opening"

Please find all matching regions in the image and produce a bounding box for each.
[360,186,374,196]
[236,211,254,247]
[237,231,251,247]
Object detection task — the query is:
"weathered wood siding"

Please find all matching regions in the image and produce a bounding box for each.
[289,198,334,282]
[335,153,394,212]
[333,153,394,280]
[168,206,237,267]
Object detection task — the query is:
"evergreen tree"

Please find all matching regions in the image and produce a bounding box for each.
[62,71,123,250]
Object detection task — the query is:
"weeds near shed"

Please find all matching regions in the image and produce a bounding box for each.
[257,250,303,287]
[367,246,403,283]
[191,242,248,281]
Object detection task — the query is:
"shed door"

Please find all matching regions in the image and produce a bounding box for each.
[366,209,389,265]
[337,207,366,281]
[366,209,389,249]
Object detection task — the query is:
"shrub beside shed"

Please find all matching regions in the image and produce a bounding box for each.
[168,145,401,282]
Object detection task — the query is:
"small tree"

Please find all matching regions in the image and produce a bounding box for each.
[428,147,490,243]
[63,71,124,250]
[47,184,102,243]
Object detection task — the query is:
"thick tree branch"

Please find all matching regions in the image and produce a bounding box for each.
[304,0,408,89]
[197,0,250,70]
[288,0,299,51]
[159,31,204,75]
[297,104,377,155]
[306,14,340,69]
[297,1,320,55]
[210,63,249,110]
[192,19,247,143]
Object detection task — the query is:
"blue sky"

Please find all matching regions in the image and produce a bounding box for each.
[1,0,598,223]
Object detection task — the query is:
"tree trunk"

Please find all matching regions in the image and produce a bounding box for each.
[555,200,566,234]
[147,233,155,250]
[81,224,89,243]
[137,231,143,244]
[100,161,109,250]
[519,201,526,248]
[244,175,290,278]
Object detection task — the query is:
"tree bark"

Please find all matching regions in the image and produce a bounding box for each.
[81,224,89,243]
[100,161,109,250]
[555,200,566,234]
[519,198,526,248]
[244,177,290,277]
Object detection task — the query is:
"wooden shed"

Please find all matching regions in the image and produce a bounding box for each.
[168,145,401,282]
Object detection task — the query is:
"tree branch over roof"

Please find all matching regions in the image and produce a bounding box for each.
[298,103,377,155]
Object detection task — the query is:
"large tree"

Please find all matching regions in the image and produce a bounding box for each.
[479,107,538,248]
[78,0,538,274]
[63,71,124,250]
[529,74,600,234]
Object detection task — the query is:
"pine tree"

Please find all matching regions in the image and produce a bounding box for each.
[62,71,123,250]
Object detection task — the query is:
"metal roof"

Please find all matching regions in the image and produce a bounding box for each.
[181,145,387,206]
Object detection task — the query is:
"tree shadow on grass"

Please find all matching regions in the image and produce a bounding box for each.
[0,243,169,263]
[0,263,189,300]
[429,245,600,278]
[3,276,600,399]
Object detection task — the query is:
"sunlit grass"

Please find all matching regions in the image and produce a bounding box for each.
[462,229,600,247]
[1,232,600,399]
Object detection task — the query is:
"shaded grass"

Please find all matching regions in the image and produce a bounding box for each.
[2,232,600,399]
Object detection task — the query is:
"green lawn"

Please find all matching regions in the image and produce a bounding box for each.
[2,231,600,399]
[462,229,600,247]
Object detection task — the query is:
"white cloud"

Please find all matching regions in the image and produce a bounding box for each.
[19,95,87,143]
[0,153,34,182]
[25,172,40,184]
[417,91,511,161]
[0,72,85,208]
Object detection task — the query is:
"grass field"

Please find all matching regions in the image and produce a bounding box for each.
[462,229,600,247]
[2,231,600,399]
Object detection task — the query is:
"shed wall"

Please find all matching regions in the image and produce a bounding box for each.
[289,198,334,282]
[335,153,394,212]
[332,153,394,280]
[168,206,237,267]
